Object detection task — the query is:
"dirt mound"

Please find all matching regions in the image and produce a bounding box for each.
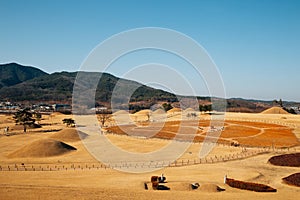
[199,183,225,192]
[268,153,300,167]
[153,109,166,114]
[135,109,151,115]
[50,128,88,142]
[283,173,300,187]
[261,107,289,114]
[113,110,129,115]
[50,112,64,116]
[183,108,195,112]
[167,108,181,113]
[8,138,76,158]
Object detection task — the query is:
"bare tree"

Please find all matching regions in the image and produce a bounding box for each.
[98,111,111,127]
[146,112,151,122]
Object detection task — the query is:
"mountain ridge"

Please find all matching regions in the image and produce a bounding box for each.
[0,63,176,105]
[0,63,298,113]
[0,63,48,89]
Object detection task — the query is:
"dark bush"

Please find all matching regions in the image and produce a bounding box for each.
[269,153,300,167]
[226,178,277,192]
[283,173,300,187]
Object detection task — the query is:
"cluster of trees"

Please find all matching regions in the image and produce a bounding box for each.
[273,99,297,114]
[283,107,297,114]
[273,99,283,107]
[129,103,153,113]
[13,108,78,133]
[162,103,173,111]
[13,108,41,132]
[199,104,212,112]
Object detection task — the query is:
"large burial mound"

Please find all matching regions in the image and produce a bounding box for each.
[8,138,76,158]
[268,153,300,167]
[50,128,88,142]
[261,106,289,114]
[283,173,300,187]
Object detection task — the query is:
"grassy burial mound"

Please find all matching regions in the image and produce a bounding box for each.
[283,173,300,187]
[225,177,277,192]
[134,109,151,115]
[183,108,196,113]
[50,128,88,142]
[167,107,181,114]
[8,138,76,158]
[152,108,166,114]
[261,106,289,114]
[268,153,300,167]
[113,110,129,115]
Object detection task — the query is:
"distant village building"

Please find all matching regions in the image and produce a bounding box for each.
[0,101,20,111]
[52,104,71,112]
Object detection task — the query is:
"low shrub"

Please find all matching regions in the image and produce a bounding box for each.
[226,178,276,192]
[269,153,300,167]
[283,173,300,187]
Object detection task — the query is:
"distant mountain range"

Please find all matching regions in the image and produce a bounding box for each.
[0,63,298,113]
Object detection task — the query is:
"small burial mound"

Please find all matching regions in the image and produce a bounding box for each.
[135,109,151,115]
[167,107,181,113]
[50,112,65,116]
[183,108,196,113]
[199,183,225,192]
[8,138,76,158]
[268,153,300,167]
[283,173,300,187]
[153,109,166,114]
[261,106,289,114]
[113,110,129,116]
[50,128,88,142]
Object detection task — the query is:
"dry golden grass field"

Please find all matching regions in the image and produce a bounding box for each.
[0,110,300,199]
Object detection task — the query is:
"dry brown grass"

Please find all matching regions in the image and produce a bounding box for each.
[221,125,260,138]
[106,119,299,147]
[227,120,285,128]
[1,112,300,200]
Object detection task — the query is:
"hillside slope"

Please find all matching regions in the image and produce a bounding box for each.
[0,63,48,88]
[0,64,176,103]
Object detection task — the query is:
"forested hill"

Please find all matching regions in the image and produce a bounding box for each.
[0,63,48,88]
[0,63,298,113]
[0,63,176,103]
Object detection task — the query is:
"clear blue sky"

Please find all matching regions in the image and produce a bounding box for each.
[0,0,299,101]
